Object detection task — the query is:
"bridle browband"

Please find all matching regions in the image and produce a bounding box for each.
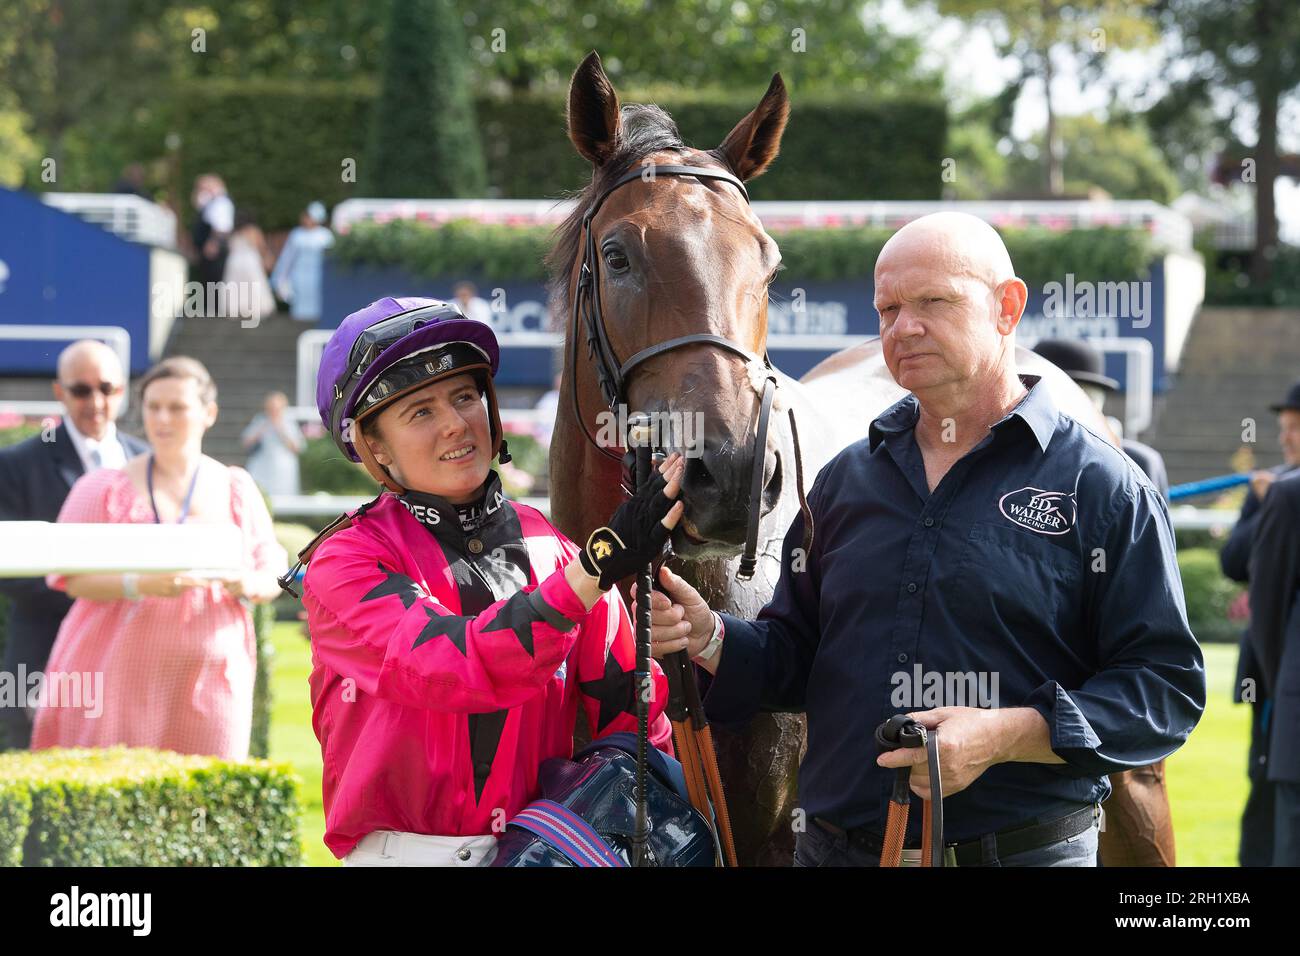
[566,162,812,580]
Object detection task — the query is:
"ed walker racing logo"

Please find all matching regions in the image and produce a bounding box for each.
[998,487,1077,535]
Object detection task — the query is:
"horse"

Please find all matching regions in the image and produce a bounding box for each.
[546,52,1147,866]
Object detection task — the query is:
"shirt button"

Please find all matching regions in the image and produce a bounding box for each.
[474,762,492,777]
[456,847,473,862]
[923,517,934,528]
[897,653,908,663]
[907,582,918,593]
[468,538,483,554]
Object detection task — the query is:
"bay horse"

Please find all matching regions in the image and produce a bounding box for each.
[546,51,1157,865]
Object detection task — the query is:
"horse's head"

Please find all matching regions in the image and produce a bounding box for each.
[550,51,790,557]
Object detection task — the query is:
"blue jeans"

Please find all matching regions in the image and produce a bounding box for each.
[794,814,1100,867]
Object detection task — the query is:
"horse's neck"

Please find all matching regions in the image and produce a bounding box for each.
[548,396,623,545]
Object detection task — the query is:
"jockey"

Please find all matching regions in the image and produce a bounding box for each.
[299,296,680,866]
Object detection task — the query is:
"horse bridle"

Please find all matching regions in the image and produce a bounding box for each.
[567,162,812,580]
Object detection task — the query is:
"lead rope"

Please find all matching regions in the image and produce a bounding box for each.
[875,715,944,867]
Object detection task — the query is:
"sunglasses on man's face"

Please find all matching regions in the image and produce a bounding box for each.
[62,382,124,399]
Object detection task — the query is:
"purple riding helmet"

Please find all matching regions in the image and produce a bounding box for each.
[316,296,511,492]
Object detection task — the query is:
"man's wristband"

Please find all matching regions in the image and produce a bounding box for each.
[121,573,141,601]
[692,611,724,663]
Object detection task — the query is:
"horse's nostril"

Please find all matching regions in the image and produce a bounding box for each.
[763,453,783,510]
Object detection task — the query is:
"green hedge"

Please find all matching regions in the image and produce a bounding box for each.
[1178,547,1246,645]
[1204,244,1300,308]
[332,220,1157,285]
[44,80,946,231]
[0,747,301,866]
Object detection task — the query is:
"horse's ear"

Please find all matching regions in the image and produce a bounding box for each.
[567,51,622,167]
[716,73,789,182]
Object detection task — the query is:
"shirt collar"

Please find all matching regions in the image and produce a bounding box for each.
[869,374,1059,454]
[62,416,117,453]
[396,470,508,541]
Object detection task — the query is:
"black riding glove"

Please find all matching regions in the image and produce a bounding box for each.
[579,465,675,590]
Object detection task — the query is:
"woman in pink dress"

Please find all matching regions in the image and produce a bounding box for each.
[32,356,286,760]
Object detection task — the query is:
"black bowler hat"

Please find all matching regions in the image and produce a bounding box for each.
[1270,379,1300,413]
[1031,338,1120,392]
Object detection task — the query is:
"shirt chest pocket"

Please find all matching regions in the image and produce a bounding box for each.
[947,520,1083,635]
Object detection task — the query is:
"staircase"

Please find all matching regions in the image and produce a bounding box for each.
[1146,308,1300,486]
[160,312,306,467]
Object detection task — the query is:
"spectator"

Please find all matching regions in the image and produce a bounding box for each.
[30,356,285,760]
[0,341,149,749]
[191,174,234,288]
[1248,469,1300,865]
[452,280,493,324]
[271,201,335,323]
[1222,378,1300,865]
[241,391,305,497]
[223,210,276,324]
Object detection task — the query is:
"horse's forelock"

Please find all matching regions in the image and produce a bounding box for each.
[546,103,692,312]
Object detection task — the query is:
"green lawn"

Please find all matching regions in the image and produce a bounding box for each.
[267,621,335,867]
[1166,642,1250,866]
[268,624,1251,867]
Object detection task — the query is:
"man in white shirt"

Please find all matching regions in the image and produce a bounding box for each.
[0,340,148,749]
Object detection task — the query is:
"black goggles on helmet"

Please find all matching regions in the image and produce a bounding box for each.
[344,303,463,387]
[353,341,491,418]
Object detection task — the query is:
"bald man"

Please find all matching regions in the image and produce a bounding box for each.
[0,340,149,749]
[649,213,1205,866]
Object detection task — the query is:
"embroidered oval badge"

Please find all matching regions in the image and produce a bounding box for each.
[998,487,1077,535]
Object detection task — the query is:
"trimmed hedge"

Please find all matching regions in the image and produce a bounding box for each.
[1177,547,1247,645]
[50,80,946,231]
[332,220,1158,285]
[0,747,301,866]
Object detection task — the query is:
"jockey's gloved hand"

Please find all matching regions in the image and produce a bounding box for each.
[581,453,685,590]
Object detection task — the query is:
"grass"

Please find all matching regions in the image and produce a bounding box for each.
[1166,642,1250,867]
[267,620,335,867]
[267,623,1251,867]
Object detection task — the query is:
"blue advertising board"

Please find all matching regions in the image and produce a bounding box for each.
[0,188,155,375]
[322,258,1169,392]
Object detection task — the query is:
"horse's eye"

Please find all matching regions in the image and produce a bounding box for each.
[603,249,629,272]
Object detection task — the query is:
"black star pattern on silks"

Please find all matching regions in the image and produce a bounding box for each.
[359,563,429,610]
[482,592,539,658]
[468,708,511,802]
[411,606,472,656]
[579,649,637,733]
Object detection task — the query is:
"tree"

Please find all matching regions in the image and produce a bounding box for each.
[1152,0,1300,281]
[937,0,1159,196]
[459,0,935,96]
[364,0,487,198]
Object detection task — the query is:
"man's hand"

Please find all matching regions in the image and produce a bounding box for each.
[634,565,715,660]
[875,707,1058,800]
[1251,469,1277,501]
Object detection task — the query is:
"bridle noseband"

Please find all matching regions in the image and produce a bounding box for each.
[567,162,812,580]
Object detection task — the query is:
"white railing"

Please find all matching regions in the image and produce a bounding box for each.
[41,193,178,250]
[0,326,132,416]
[332,198,1196,253]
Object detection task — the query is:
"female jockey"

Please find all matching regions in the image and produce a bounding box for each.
[299,296,682,866]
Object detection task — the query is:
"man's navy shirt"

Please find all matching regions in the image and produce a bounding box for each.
[704,375,1206,843]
